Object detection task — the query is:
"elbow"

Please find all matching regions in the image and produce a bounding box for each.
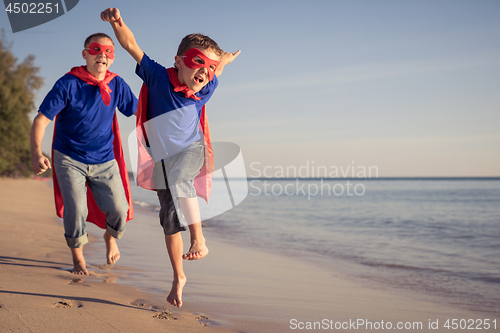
[120,40,134,52]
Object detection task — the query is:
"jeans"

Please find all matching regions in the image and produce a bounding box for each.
[154,141,205,235]
[53,150,128,248]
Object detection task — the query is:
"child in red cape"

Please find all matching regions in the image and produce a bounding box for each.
[101,7,240,308]
[30,33,138,275]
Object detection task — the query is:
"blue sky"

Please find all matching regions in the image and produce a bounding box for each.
[2,0,499,177]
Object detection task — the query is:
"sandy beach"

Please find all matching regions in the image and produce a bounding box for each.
[0,178,235,333]
[0,178,494,333]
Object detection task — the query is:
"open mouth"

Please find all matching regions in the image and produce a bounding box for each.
[194,75,204,84]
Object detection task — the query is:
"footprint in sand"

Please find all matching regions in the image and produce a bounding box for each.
[195,314,219,327]
[196,315,209,320]
[53,300,72,308]
[153,311,173,320]
[94,263,114,270]
[53,299,82,308]
[130,299,147,307]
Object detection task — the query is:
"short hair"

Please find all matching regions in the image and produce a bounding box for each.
[84,33,114,48]
[177,33,223,59]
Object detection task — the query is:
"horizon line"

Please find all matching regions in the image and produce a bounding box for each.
[125,172,500,181]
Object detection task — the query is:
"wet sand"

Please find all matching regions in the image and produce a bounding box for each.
[178,230,494,332]
[0,178,235,333]
[0,178,493,333]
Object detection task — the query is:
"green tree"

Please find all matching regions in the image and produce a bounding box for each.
[0,31,43,177]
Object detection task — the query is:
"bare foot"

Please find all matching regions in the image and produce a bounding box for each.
[104,231,120,264]
[167,276,187,307]
[182,238,209,260]
[71,262,88,275]
[70,248,89,275]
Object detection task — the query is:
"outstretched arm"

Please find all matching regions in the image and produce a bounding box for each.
[215,50,241,77]
[101,8,144,64]
[30,112,51,175]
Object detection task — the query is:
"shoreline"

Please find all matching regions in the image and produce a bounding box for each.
[174,236,496,332]
[88,191,497,332]
[1,178,495,333]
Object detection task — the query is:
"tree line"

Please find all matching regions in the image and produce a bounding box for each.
[0,31,45,178]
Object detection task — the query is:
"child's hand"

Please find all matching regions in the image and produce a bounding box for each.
[215,50,241,77]
[101,8,123,27]
[221,50,241,66]
[100,6,144,64]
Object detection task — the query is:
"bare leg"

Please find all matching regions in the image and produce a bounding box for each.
[104,231,120,264]
[165,232,187,307]
[179,197,208,260]
[70,247,89,275]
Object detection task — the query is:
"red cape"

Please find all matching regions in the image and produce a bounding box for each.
[135,70,214,202]
[52,69,133,229]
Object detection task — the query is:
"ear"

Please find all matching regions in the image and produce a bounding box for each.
[82,49,87,60]
[174,55,183,69]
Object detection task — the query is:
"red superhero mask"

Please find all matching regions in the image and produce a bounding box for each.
[182,48,219,81]
[86,42,115,59]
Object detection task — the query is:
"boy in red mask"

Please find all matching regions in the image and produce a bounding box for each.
[30,33,138,275]
[101,8,240,308]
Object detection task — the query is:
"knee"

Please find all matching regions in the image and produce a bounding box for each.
[103,195,129,220]
[167,169,184,186]
[64,199,88,220]
[112,200,129,219]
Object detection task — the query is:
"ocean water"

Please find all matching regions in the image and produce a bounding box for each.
[86,178,500,314]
